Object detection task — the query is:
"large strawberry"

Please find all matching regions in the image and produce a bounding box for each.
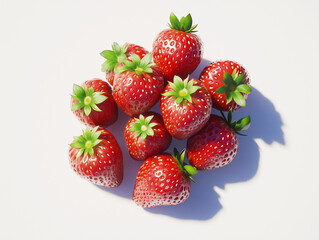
[124,112,172,161]
[113,53,164,117]
[160,75,212,140]
[200,60,251,111]
[153,12,202,82]
[187,111,251,170]
[100,42,148,85]
[69,127,123,187]
[71,79,117,127]
[132,149,197,208]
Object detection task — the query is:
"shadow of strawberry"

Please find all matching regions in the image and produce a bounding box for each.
[95,60,284,220]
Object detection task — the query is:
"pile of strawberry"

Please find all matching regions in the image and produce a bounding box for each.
[68,13,251,208]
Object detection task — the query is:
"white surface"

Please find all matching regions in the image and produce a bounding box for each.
[1,0,319,239]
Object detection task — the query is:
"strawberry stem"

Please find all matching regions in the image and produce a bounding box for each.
[116,53,154,76]
[71,83,107,116]
[215,69,251,108]
[129,114,158,140]
[171,148,198,183]
[168,12,198,33]
[100,42,128,72]
[162,76,200,104]
[220,109,251,136]
[69,127,102,159]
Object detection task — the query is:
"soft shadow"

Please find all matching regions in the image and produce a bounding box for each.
[145,86,285,220]
[190,58,211,80]
[95,66,285,220]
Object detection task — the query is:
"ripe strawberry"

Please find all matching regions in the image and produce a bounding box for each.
[124,112,172,161]
[69,127,123,187]
[153,13,202,82]
[133,149,197,208]
[187,111,251,170]
[113,53,164,117]
[160,76,212,140]
[71,79,117,128]
[100,42,148,86]
[200,60,251,111]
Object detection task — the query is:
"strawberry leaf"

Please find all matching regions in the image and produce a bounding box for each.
[237,84,251,94]
[169,12,181,30]
[235,116,251,132]
[215,69,251,108]
[180,14,192,31]
[234,73,245,84]
[70,127,103,159]
[168,13,198,33]
[129,114,157,140]
[216,85,228,94]
[100,42,128,72]
[232,90,246,107]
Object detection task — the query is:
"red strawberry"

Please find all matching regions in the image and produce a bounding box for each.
[200,60,251,111]
[132,149,197,208]
[71,79,117,128]
[69,127,123,187]
[160,76,212,140]
[113,53,164,117]
[124,112,172,161]
[187,111,251,170]
[153,13,202,82]
[100,42,148,86]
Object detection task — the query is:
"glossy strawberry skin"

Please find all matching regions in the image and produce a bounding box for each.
[187,115,238,170]
[160,79,212,140]
[153,29,202,82]
[71,79,118,127]
[69,128,123,187]
[124,112,172,161]
[106,44,148,86]
[113,65,164,117]
[200,61,250,111]
[133,154,191,208]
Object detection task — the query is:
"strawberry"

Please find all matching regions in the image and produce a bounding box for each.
[71,79,117,128]
[132,149,197,208]
[153,12,202,82]
[200,60,251,111]
[160,76,212,140]
[100,42,148,86]
[187,110,251,170]
[124,112,172,161]
[113,53,164,117]
[69,127,123,187]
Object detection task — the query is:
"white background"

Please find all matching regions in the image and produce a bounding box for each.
[1,0,319,239]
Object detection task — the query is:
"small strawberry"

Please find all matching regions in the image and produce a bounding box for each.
[132,149,197,208]
[71,79,117,128]
[124,112,172,161]
[113,53,164,117]
[187,110,251,170]
[160,76,212,140]
[200,60,251,111]
[100,42,148,85]
[153,12,202,82]
[69,127,123,187]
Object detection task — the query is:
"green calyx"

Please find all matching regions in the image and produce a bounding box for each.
[69,126,102,159]
[116,53,154,76]
[220,109,251,136]
[129,114,158,140]
[168,12,198,33]
[100,42,128,72]
[162,75,200,104]
[215,69,252,107]
[71,83,107,116]
[172,148,198,183]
